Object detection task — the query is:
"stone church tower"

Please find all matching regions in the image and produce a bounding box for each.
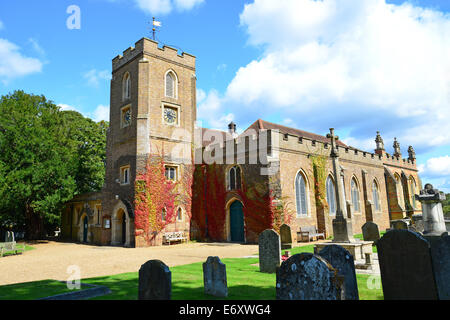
[103,38,197,247]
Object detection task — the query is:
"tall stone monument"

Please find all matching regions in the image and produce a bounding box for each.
[326,128,354,243]
[415,184,448,239]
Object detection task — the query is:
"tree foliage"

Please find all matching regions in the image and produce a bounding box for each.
[0,91,107,239]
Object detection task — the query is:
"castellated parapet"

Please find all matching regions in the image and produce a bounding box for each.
[112,38,196,72]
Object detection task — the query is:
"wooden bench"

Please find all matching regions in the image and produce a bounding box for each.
[162,231,187,245]
[297,226,325,242]
[0,242,25,257]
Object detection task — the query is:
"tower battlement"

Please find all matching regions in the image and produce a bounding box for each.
[112,37,196,72]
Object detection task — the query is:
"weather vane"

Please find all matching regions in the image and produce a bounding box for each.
[151,17,161,41]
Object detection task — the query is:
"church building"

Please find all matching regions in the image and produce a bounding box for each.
[60,37,422,247]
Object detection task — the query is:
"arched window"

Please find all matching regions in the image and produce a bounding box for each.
[123,72,131,100]
[372,180,381,212]
[326,176,336,215]
[229,166,241,191]
[177,208,183,221]
[351,178,360,212]
[409,177,417,209]
[395,173,404,208]
[165,71,176,98]
[295,172,308,217]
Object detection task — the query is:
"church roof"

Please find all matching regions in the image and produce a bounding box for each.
[243,119,348,148]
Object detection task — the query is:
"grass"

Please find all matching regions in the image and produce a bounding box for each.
[0,280,82,300]
[0,242,384,300]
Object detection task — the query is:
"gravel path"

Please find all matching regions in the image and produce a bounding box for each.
[0,241,263,286]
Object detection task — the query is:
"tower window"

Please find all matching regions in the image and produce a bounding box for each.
[120,165,130,185]
[165,166,178,181]
[123,72,131,100]
[165,71,177,98]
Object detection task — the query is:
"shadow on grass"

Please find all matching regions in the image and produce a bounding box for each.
[0,280,82,300]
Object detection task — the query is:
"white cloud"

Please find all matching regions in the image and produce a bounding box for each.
[58,103,79,112]
[419,156,450,178]
[83,69,111,87]
[134,0,203,15]
[0,38,43,82]
[28,38,45,57]
[204,0,450,154]
[92,104,110,122]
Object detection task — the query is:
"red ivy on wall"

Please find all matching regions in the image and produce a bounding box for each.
[134,153,193,245]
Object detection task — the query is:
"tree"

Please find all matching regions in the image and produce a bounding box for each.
[443,193,450,217]
[0,91,107,239]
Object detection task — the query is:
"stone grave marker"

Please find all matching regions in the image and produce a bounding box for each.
[203,256,228,297]
[430,234,450,300]
[376,229,438,300]
[362,222,380,241]
[276,253,343,300]
[258,229,281,273]
[319,244,359,300]
[280,224,292,250]
[138,260,171,300]
[391,220,408,230]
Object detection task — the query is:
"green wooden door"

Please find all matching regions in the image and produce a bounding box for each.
[230,201,244,242]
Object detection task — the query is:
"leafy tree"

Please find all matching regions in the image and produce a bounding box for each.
[0,91,107,239]
[443,193,450,217]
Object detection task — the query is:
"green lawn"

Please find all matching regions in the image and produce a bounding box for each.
[83,257,383,300]
[0,243,384,300]
[0,280,82,300]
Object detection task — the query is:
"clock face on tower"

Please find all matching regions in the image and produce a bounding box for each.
[164,107,178,125]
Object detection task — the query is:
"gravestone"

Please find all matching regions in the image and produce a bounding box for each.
[276,253,343,300]
[138,260,171,300]
[391,220,408,230]
[258,229,281,273]
[203,256,228,297]
[362,222,380,241]
[319,244,359,300]
[430,234,450,300]
[280,224,292,250]
[412,214,425,233]
[416,184,447,237]
[376,230,438,300]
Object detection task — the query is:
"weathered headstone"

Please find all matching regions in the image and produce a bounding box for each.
[376,230,438,300]
[391,220,408,230]
[430,234,450,300]
[258,229,281,273]
[138,260,171,300]
[319,244,359,300]
[280,224,292,250]
[203,256,228,297]
[412,214,424,233]
[362,222,380,241]
[5,231,14,242]
[276,253,343,300]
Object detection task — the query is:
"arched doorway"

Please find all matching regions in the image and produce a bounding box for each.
[229,201,244,242]
[111,200,132,247]
[83,216,88,243]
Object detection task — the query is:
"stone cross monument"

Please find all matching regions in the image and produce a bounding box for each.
[415,184,447,238]
[327,128,355,243]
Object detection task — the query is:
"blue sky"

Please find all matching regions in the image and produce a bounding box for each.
[0,0,449,191]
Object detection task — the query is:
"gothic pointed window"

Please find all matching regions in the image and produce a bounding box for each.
[295,172,308,217]
[351,178,360,212]
[409,177,417,209]
[177,208,183,221]
[123,72,131,100]
[326,176,337,215]
[165,71,176,98]
[372,180,381,212]
[229,166,241,191]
